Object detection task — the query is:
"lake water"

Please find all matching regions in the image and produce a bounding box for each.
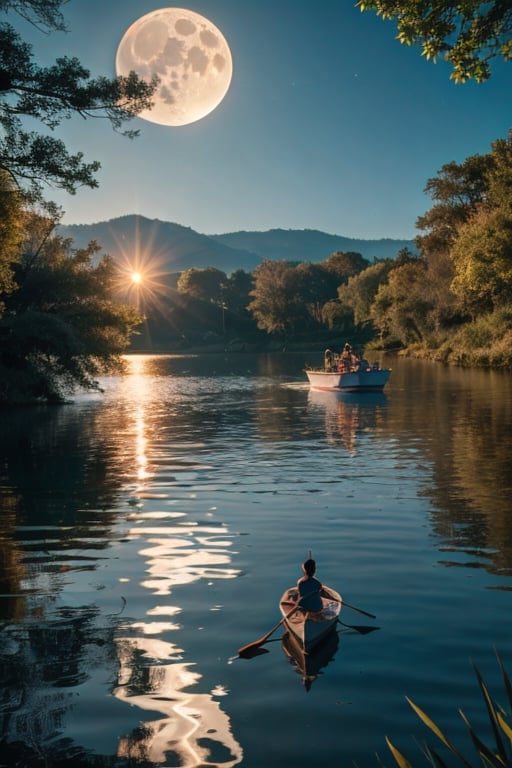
[1,352,512,768]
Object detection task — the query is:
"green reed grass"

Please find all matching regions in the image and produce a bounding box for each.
[384,652,512,768]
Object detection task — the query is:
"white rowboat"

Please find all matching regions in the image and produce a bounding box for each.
[279,585,342,653]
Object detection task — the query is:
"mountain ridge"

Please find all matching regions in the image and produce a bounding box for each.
[59,215,416,273]
[209,226,416,264]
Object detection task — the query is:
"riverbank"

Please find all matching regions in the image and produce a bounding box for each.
[390,337,512,370]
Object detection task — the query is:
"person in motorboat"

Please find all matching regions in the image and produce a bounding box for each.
[324,348,335,371]
[339,342,355,372]
[341,342,352,360]
[296,558,323,613]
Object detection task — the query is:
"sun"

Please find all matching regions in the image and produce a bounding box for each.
[113,251,170,320]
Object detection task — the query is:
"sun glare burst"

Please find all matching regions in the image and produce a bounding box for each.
[112,241,172,318]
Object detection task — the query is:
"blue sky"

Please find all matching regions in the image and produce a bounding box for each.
[19,0,512,239]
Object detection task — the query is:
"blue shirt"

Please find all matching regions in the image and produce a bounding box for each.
[297,576,323,612]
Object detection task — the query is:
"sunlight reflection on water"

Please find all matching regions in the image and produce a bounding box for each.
[114,636,243,767]
[105,356,245,764]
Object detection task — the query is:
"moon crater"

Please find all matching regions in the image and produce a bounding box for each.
[116,8,233,127]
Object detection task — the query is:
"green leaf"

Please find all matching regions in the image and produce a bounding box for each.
[423,744,450,767]
[405,697,473,767]
[496,650,512,714]
[472,663,507,760]
[459,709,506,767]
[385,737,415,768]
[497,712,512,743]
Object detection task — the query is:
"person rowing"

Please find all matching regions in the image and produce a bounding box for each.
[296,557,323,613]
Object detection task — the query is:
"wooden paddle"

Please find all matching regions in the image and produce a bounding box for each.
[337,619,379,634]
[238,604,301,658]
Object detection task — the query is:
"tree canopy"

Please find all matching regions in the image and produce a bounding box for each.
[0,210,141,403]
[0,169,24,304]
[415,154,492,257]
[358,0,512,82]
[450,208,512,313]
[248,260,303,335]
[177,267,227,304]
[0,2,156,197]
[0,0,67,31]
[0,0,154,403]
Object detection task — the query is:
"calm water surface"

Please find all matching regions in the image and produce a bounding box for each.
[1,352,512,767]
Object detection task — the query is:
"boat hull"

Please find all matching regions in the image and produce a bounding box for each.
[282,627,339,689]
[305,368,390,392]
[279,586,342,653]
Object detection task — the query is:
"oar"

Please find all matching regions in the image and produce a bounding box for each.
[337,619,379,635]
[238,605,300,658]
[321,588,376,620]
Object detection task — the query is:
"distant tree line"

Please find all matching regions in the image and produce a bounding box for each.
[169,250,377,348]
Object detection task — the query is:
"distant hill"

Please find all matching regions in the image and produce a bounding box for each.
[59,215,416,274]
[210,228,416,264]
[59,215,260,275]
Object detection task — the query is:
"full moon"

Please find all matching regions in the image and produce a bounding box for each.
[115,7,233,127]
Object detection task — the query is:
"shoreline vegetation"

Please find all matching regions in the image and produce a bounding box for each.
[126,329,512,372]
[384,652,512,768]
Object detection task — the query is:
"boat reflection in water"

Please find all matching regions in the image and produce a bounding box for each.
[307,390,388,455]
[281,629,340,691]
